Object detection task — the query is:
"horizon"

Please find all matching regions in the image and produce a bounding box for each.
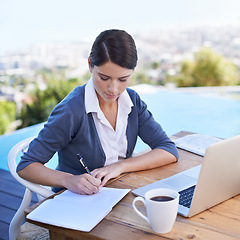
[1,0,240,56]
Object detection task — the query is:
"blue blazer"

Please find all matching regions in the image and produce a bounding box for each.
[17,85,178,189]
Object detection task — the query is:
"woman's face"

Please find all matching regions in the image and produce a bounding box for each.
[89,60,133,104]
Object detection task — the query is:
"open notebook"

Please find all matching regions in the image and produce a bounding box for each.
[27,187,130,232]
[173,133,222,156]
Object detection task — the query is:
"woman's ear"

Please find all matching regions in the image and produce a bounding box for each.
[88,58,92,73]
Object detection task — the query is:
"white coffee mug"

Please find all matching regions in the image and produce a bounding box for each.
[132,188,179,234]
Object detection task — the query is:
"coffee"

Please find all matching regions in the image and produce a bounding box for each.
[133,188,179,233]
[150,196,174,202]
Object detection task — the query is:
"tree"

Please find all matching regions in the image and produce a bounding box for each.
[18,78,83,128]
[0,101,16,134]
[130,71,151,85]
[171,47,240,87]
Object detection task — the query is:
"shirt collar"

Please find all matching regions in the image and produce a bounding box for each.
[85,77,100,114]
[118,87,133,115]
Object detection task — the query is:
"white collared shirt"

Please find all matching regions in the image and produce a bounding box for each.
[85,78,133,166]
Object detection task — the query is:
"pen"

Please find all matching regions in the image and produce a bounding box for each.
[77,153,92,175]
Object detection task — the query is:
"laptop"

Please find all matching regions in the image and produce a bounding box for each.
[132,135,240,217]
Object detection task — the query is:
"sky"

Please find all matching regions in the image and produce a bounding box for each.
[1,0,240,55]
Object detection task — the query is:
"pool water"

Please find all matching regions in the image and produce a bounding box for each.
[135,90,240,152]
[1,88,240,171]
[0,122,46,171]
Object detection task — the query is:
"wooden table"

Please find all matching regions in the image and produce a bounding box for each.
[25,131,240,240]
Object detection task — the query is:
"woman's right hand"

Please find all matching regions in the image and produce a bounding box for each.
[64,173,102,195]
[18,162,102,195]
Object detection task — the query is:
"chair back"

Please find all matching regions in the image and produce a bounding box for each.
[7,137,54,198]
[7,137,55,240]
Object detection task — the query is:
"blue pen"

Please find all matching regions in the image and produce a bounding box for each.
[77,153,92,175]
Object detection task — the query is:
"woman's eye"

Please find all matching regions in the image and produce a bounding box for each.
[119,78,127,82]
[100,76,109,81]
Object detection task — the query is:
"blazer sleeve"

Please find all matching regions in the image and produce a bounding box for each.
[16,102,75,172]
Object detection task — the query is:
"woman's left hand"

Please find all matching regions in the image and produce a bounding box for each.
[91,162,124,187]
[91,149,177,188]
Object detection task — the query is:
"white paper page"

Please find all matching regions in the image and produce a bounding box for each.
[55,187,130,207]
[27,187,130,232]
[27,198,109,232]
[173,134,222,156]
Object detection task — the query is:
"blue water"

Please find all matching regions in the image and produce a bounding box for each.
[135,90,240,152]
[0,122,44,171]
[143,91,240,138]
[1,89,240,171]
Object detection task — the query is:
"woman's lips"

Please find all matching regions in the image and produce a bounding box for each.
[105,93,117,99]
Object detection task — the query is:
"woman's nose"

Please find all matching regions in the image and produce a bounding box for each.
[108,80,118,94]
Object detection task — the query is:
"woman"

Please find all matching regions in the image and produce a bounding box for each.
[17,29,179,195]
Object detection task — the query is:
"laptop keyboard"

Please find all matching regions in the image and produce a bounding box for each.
[179,185,196,208]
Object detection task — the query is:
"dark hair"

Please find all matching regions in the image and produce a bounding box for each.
[89,29,138,69]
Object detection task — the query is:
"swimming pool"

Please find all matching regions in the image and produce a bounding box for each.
[1,87,240,171]
[135,89,240,151]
